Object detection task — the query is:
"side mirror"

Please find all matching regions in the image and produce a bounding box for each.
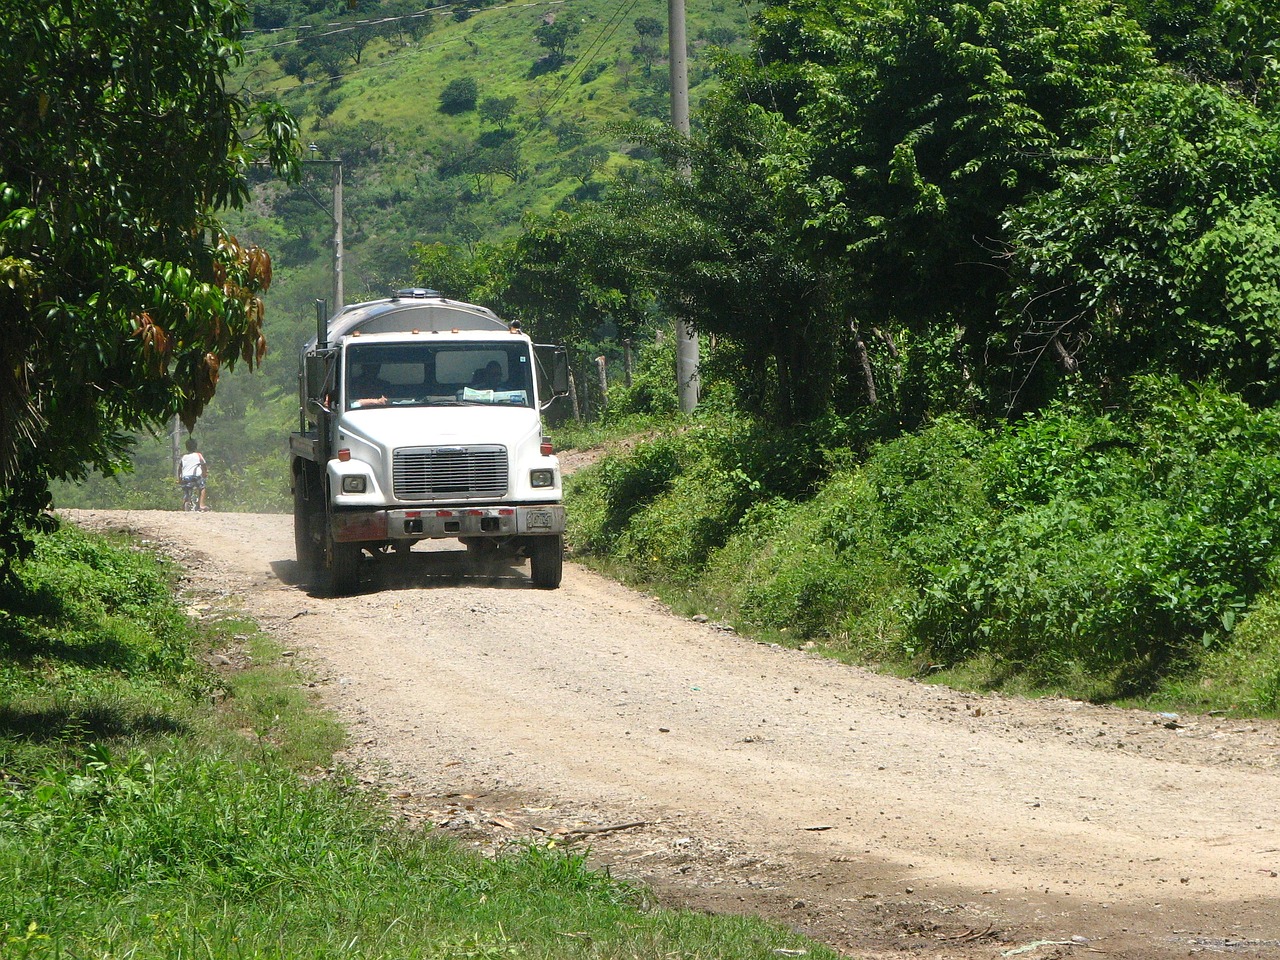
[304,352,335,403]
[535,344,570,398]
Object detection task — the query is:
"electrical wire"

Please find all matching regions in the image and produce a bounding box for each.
[241,0,571,56]
[525,0,646,132]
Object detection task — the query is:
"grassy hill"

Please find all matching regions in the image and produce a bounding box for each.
[234,0,752,322]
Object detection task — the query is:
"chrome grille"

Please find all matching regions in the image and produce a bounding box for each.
[393,445,508,500]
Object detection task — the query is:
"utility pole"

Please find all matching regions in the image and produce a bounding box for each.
[255,149,344,312]
[306,145,344,312]
[669,0,700,413]
[332,159,344,311]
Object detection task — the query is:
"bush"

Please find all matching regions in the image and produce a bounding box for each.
[0,525,196,677]
[566,414,822,575]
[707,419,989,653]
[565,378,1280,703]
[711,482,903,647]
[603,337,678,422]
[438,77,478,114]
[565,434,686,556]
[907,381,1280,691]
[1206,589,1280,711]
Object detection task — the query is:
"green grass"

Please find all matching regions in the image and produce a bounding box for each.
[0,522,837,960]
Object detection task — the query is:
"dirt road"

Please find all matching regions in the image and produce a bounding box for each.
[66,510,1280,959]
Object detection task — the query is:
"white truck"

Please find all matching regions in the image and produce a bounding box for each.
[289,289,570,594]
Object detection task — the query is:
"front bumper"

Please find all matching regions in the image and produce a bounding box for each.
[331,503,565,543]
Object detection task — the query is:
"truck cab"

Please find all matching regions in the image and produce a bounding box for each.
[290,290,569,594]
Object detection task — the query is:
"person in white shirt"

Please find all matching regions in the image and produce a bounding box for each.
[178,438,209,511]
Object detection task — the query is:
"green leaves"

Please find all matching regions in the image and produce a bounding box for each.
[0,0,297,572]
[1007,80,1280,405]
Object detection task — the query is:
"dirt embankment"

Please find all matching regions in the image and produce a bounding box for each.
[66,509,1280,960]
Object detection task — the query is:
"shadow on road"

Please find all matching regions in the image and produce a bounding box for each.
[270,548,533,597]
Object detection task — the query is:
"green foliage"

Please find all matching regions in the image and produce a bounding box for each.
[439,76,480,113]
[1204,589,1280,712]
[907,382,1280,691]
[1122,0,1280,105]
[0,0,297,571]
[0,525,197,682]
[569,380,1280,706]
[710,487,903,647]
[566,433,688,556]
[706,419,989,647]
[603,335,679,421]
[705,0,1156,421]
[1007,81,1280,407]
[532,18,580,65]
[568,413,825,577]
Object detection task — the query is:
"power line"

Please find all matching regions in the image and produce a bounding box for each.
[241,0,571,56]
[529,0,645,133]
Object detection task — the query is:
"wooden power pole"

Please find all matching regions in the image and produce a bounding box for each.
[669,0,700,413]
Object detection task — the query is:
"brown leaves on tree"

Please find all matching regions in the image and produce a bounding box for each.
[141,232,274,431]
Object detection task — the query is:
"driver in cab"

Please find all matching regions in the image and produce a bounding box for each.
[470,360,503,390]
[348,361,391,408]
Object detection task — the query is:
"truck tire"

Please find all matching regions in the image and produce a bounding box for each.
[529,534,563,589]
[293,475,322,572]
[326,534,362,595]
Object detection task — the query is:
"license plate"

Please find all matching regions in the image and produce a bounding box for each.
[526,510,553,531]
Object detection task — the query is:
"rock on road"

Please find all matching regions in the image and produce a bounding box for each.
[66,510,1280,959]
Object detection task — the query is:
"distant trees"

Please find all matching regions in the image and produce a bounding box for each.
[479,95,518,131]
[632,16,664,76]
[563,145,610,187]
[0,0,297,571]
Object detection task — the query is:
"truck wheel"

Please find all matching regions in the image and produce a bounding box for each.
[529,534,563,589]
[293,477,322,572]
[326,535,362,595]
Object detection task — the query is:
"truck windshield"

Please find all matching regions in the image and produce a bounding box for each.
[345,342,535,411]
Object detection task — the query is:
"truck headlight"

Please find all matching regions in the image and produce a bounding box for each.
[342,475,368,494]
[529,468,554,488]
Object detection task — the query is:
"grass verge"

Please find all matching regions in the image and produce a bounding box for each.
[0,522,836,960]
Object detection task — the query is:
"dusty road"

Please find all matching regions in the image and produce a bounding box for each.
[66,509,1280,959]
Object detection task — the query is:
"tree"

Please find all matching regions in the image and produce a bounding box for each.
[479,95,518,131]
[632,17,665,76]
[1122,0,1280,104]
[562,145,610,187]
[634,15,664,39]
[0,0,298,572]
[700,0,1156,421]
[1006,80,1280,407]
[533,18,580,67]
[439,77,479,114]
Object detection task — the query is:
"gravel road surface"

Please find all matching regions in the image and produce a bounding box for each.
[64,509,1280,959]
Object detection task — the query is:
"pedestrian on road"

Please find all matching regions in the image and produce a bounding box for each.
[179,437,209,511]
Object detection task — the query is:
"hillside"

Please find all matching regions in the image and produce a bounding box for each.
[232,0,752,344]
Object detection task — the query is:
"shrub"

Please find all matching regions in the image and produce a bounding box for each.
[603,337,678,422]
[712,480,902,646]
[564,434,686,556]
[439,77,478,114]
[1207,589,1280,712]
[907,381,1280,691]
